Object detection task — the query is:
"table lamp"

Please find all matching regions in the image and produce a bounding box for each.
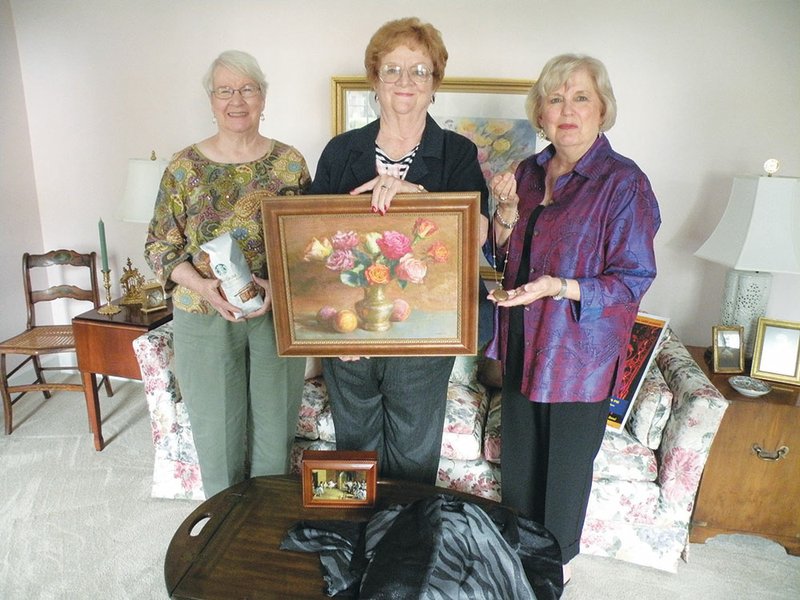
[115,151,169,304]
[116,151,169,224]
[694,161,800,357]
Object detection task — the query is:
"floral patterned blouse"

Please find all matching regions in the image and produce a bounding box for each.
[144,141,310,314]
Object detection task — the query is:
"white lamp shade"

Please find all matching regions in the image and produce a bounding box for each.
[694,176,800,274]
[116,157,170,223]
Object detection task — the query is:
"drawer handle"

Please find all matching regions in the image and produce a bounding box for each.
[752,444,789,462]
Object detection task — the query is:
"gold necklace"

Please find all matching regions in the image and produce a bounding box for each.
[491,216,513,301]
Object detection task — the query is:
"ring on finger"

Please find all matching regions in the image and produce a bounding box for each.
[381,184,389,189]
[500,195,507,201]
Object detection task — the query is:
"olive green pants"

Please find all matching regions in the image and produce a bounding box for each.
[173,309,305,498]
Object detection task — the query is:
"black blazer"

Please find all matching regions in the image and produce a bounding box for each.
[310,114,489,210]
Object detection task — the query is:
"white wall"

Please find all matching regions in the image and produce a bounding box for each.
[4,0,800,347]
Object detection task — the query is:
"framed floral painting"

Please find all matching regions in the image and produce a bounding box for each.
[260,191,480,356]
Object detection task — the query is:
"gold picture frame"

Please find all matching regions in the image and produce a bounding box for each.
[750,317,800,385]
[301,450,377,508]
[712,325,745,373]
[260,191,480,357]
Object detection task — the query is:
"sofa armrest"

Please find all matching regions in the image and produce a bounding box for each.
[654,332,728,523]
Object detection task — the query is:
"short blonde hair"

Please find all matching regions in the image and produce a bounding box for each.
[364,17,448,89]
[202,50,268,95]
[525,54,617,133]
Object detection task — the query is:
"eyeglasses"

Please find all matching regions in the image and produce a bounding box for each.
[210,85,261,100]
[377,63,433,84]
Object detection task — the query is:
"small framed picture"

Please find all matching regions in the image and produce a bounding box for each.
[712,325,744,373]
[301,450,378,508]
[751,318,800,385]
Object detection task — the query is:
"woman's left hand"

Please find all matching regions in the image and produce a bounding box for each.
[350,175,424,215]
[243,274,272,318]
[489,275,564,307]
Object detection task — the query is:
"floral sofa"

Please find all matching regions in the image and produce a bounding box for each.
[133,323,728,572]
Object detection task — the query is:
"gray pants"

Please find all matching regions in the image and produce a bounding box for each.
[321,355,455,485]
[173,309,305,498]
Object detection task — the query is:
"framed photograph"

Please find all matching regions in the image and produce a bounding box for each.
[712,325,744,373]
[260,192,480,357]
[301,450,377,508]
[607,313,670,431]
[751,317,800,385]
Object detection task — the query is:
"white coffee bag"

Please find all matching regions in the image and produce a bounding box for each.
[200,232,264,318]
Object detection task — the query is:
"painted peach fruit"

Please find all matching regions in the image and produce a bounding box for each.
[333,309,358,333]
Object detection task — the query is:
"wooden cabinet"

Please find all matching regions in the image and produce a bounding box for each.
[688,346,800,555]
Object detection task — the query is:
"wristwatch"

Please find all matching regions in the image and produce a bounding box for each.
[553,277,568,301]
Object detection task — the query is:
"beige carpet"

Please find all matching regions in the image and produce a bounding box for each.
[1,379,798,599]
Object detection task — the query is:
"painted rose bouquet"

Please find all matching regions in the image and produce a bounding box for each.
[303,217,449,289]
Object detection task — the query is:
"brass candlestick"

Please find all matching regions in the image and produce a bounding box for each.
[97,269,121,315]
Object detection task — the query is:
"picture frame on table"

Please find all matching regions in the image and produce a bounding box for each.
[332,76,538,283]
[301,450,378,508]
[259,191,480,357]
[712,325,745,373]
[751,317,800,385]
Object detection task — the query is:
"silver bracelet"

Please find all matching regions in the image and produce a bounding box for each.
[553,277,568,301]
[494,208,520,229]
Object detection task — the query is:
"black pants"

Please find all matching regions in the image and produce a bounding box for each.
[500,381,609,564]
[322,355,455,485]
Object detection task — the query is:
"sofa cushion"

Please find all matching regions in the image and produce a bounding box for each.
[586,478,660,525]
[441,383,490,461]
[449,353,487,394]
[296,377,327,441]
[436,457,501,502]
[593,429,658,483]
[625,364,673,449]
[295,377,489,461]
[483,389,502,464]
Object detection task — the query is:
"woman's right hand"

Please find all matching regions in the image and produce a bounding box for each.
[196,277,245,322]
[490,171,519,212]
[170,261,244,322]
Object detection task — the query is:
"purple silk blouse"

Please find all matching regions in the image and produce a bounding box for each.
[487,135,661,403]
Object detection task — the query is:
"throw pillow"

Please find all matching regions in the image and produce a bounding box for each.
[625,363,673,449]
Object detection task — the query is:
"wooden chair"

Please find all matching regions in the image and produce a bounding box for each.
[0,249,113,435]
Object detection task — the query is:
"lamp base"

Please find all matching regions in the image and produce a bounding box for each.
[720,269,771,358]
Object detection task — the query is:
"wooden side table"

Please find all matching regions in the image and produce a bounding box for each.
[72,300,172,451]
[687,345,800,555]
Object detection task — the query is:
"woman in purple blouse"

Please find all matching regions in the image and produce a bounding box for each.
[486,54,661,584]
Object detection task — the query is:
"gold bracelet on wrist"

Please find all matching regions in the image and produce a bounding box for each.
[494,208,520,229]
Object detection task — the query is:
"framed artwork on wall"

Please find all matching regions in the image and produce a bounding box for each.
[750,317,800,385]
[331,76,538,197]
[260,191,481,357]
